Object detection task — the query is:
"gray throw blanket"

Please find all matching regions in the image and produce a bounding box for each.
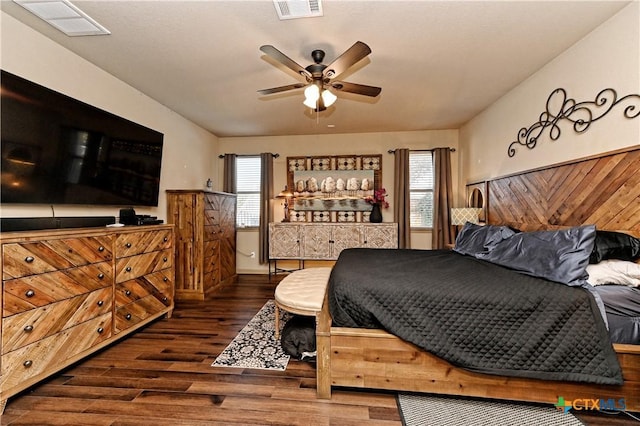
[329,248,623,385]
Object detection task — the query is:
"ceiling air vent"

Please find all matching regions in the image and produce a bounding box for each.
[13,0,110,36]
[273,0,323,20]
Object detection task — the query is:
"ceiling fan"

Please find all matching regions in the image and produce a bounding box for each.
[257,41,382,112]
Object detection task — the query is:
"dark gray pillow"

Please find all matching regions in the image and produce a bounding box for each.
[453,222,517,256]
[589,230,640,264]
[476,225,596,286]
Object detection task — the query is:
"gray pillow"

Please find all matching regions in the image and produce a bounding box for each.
[453,222,517,256]
[476,225,596,286]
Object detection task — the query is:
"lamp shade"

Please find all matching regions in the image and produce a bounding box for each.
[303,84,320,109]
[276,185,293,199]
[451,208,482,226]
[304,84,320,101]
[321,89,337,107]
[303,97,317,109]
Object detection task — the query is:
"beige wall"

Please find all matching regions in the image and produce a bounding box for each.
[217,130,459,273]
[459,2,640,185]
[0,12,218,221]
[3,3,638,274]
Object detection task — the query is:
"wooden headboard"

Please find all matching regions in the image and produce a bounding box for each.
[486,146,640,235]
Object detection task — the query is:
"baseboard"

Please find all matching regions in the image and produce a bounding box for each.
[236,268,270,275]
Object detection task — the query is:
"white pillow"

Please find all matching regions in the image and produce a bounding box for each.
[586,260,640,287]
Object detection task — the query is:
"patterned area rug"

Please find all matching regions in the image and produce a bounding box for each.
[212,300,291,370]
[397,393,583,426]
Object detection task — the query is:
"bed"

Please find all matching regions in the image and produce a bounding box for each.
[315,147,640,411]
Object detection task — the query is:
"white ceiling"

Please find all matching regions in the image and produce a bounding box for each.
[1,0,631,137]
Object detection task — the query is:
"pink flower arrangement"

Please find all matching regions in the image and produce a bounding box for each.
[365,187,389,208]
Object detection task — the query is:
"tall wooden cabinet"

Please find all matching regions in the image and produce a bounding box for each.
[0,224,174,412]
[167,190,237,300]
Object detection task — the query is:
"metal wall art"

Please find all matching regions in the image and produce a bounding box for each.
[508,88,640,157]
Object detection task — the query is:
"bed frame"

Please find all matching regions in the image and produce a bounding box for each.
[315,146,640,410]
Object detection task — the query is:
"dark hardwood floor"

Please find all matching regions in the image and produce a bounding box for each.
[1,275,638,425]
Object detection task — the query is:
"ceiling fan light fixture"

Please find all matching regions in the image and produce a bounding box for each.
[321,89,337,107]
[303,97,317,109]
[259,41,380,112]
[304,84,320,102]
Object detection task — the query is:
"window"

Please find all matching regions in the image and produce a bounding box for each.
[235,156,261,228]
[409,151,434,228]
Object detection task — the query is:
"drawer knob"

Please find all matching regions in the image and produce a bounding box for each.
[97,327,104,334]
[126,242,132,248]
[163,277,168,282]
[24,256,35,263]
[98,246,105,252]
[163,257,168,262]
[23,360,33,368]
[164,237,168,242]
[125,290,132,296]
[126,266,132,272]
[97,300,104,307]
[125,313,132,320]
[25,289,35,298]
[162,296,168,302]
[98,273,105,279]
[24,324,34,332]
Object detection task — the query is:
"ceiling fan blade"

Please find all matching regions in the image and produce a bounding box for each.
[260,45,312,79]
[257,83,307,95]
[323,41,372,80]
[331,81,382,97]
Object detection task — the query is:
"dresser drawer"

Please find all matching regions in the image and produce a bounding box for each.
[115,269,172,307]
[203,224,222,241]
[115,249,172,283]
[2,236,113,280]
[203,242,220,278]
[2,261,113,317]
[115,230,172,258]
[203,208,220,225]
[2,287,112,354]
[203,193,220,211]
[114,294,170,333]
[0,313,112,390]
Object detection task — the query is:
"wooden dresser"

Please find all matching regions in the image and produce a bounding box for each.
[0,224,174,412]
[269,222,398,262]
[166,190,237,300]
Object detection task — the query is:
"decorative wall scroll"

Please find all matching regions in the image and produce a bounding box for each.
[508,88,640,157]
[286,154,382,222]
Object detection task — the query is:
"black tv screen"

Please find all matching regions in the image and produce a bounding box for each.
[1,70,164,206]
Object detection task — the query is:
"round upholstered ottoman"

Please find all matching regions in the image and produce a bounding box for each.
[274,267,332,338]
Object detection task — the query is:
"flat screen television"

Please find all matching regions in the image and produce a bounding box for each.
[1,70,164,206]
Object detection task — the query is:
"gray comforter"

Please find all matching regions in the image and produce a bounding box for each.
[329,248,623,385]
